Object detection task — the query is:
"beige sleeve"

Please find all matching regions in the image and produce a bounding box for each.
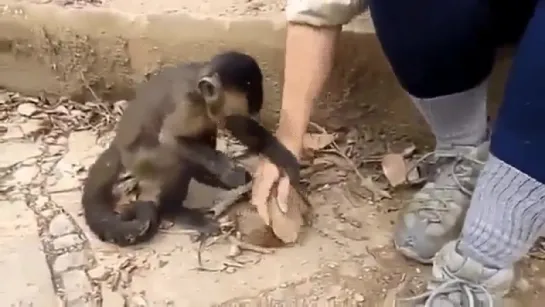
[286,0,368,27]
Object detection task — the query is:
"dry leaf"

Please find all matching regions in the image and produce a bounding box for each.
[309,169,346,190]
[313,154,352,169]
[302,132,335,151]
[381,153,407,187]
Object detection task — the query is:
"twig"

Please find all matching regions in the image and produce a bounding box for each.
[308,122,391,199]
[228,235,274,254]
[209,182,253,218]
[79,71,100,102]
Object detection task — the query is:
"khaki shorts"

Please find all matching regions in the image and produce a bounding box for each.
[286,0,369,26]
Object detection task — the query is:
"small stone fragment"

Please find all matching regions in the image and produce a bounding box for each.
[354,293,365,302]
[88,265,110,281]
[0,91,9,104]
[129,295,148,307]
[19,120,44,135]
[17,103,38,117]
[35,195,49,209]
[49,214,75,237]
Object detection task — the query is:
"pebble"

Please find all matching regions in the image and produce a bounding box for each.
[129,295,148,307]
[88,265,110,281]
[354,293,365,302]
[34,195,49,209]
[54,251,87,273]
[53,234,84,250]
[49,214,75,237]
[61,270,93,302]
[0,91,9,104]
[17,103,38,117]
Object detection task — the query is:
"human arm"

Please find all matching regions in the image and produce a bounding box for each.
[251,0,368,224]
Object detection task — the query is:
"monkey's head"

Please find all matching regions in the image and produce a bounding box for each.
[198,51,264,123]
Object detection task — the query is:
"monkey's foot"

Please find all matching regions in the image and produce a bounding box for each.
[176,208,222,238]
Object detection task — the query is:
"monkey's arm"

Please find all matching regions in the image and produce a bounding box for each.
[158,129,249,189]
[177,139,250,189]
[224,115,300,184]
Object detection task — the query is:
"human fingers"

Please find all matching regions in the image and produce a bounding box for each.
[275,175,291,213]
[250,160,280,225]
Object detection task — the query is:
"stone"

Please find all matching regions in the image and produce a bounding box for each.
[0,91,9,104]
[53,234,84,250]
[54,251,88,273]
[61,270,93,302]
[129,295,148,307]
[354,293,365,302]
[17,103,39,117]
[88,265,110,281]
[49,214,75,237]
[19,120,44,135]
[35,195,49,210]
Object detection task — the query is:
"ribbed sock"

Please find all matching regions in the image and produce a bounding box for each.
[410,80,489,149]
[458,154,545,269]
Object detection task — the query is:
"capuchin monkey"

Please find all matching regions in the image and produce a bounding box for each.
[82,51,266,246]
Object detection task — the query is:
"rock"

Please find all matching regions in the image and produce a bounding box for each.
[19,120,44,135]
[88,265,110,281]
[53,234,84,250]
[49,214,76,237]
[61,270,93,302]
[354,293,365,302]
[17,103,39,117]
[0,91,9,104]
[129,295,148,307]
[54,251,88,273]
[35,195,49,210]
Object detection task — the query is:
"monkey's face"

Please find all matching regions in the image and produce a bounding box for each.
[197,74,254,128]
[207,51,264,118]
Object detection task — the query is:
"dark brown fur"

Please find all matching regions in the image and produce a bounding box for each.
[82,52,262,246]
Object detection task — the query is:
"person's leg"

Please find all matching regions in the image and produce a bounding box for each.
[369,0,496,263]
[398,1,545,305]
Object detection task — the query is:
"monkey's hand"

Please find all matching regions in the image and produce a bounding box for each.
[218,164,252,189]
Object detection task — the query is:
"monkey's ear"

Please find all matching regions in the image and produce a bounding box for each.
[198,73,222,103]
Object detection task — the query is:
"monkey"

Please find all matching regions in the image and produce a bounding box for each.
[82,51,265,246]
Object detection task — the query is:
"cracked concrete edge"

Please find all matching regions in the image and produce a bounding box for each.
[0,2,376,116]
[5,141,100,306]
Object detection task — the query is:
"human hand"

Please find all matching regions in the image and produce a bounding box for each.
[250,132,303,225]
[250,158,292,225]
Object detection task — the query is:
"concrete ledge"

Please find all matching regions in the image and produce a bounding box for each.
[0,1,513,131]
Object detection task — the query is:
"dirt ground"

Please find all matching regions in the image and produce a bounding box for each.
[2,88,545,307]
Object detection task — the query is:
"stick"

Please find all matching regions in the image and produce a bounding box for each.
[309,122,391,200]
[208,182,253,218]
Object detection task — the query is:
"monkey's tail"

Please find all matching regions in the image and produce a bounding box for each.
[81,144,159,246]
